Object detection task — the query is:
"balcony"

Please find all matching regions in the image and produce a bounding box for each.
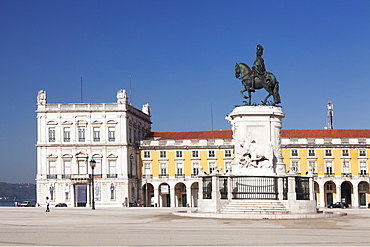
[359,173,369,177]
[341,173,352,178]
[175,174,185,178]
[107,174,117,178]
[62,174,71,179]
[324,173,335,177]
[143,174,153,179]
[191,173,199,178]
[47,175,57,179]
[159,174,169,178]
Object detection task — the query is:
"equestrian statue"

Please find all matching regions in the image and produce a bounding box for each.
[235,44,281,106]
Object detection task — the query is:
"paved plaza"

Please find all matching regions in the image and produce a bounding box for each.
[1,207,370,246]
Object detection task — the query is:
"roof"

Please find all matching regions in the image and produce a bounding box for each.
[281,129,370,138]
[147,129,370,140]
[146,130,232,140]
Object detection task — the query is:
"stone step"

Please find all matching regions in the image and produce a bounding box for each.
[220,200,290,214]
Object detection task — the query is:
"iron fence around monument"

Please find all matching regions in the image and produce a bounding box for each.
[202,176,212,199]
[231,176,279,200]
[295,177,310,200]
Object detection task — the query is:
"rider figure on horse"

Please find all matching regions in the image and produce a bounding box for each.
[250,44,266,92]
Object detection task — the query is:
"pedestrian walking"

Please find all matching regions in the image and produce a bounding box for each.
[46,197,50,212]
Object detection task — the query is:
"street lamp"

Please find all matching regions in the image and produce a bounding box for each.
[90,159,96,210]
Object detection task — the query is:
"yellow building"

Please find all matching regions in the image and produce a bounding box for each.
[140,129,370,208]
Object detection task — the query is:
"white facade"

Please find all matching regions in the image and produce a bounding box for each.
[36,90,151,207]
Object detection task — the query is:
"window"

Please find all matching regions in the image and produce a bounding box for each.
[143,151,150,158]
[160,151,167,158]
[208,150,215,158]
[78,160,86,174]
[225,150,232,157]
[63,161,71,178]
[176,151,183,158]
[78,127,85,142]
[325,161,333,175]
[325,149,332,156]
[63,127,70,142]
[64,183,69,201]
[209,162,216,174]
[360,161,367,175]
[93,127,100,142]
[144,163,151,178]
[291,161,299,173]
[108,161,116,177]
[94,159,102,177]
[359,150,366,157]
[308,149,315,156]
[48,127,55,142]
[342,160,350,174]
[326,182,333,191]
[176,162,184,177]
[108,127,115,142]
[225,162,232,173]
[342,149,349,156]
[308,161,316,173]
[160,163,167,177]
[291,150,298,156]
[192,162,199,176]
[192,150,199,158]
[49,161,56,177]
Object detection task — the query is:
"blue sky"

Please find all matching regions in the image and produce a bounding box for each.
[1,0,370,183]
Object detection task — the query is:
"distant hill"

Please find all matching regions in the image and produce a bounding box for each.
[0,182,36,200]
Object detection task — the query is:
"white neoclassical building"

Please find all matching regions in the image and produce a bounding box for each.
[36,90,151,207]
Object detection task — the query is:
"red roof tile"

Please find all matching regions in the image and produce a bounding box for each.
[147,130,233,140]
[147,129,370,140]
[281,129,370,138]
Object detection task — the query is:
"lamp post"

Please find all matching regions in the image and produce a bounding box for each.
[90,159,96,210]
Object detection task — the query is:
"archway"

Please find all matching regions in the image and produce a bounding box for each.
[158,183,170,207]
[341,181,353,205]
[142,183,154,207]
[174,182,186,207]
[358,181,369,207]
[314,181,319,202]
[191,182,199,207]
[324,181,335,206]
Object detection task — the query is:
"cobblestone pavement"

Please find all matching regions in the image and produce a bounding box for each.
[1,207,370,246]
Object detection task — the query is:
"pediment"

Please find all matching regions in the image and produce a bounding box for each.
[47,120,58,125]
[62,121,73,125]
[77,120,88,126]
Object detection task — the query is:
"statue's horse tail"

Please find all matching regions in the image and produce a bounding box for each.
[273,80,281,105]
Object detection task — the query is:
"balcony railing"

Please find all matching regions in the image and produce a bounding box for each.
[342,173,352,178]
[107,174,117,178]
[324,173,335,177]
[62,174,71,179]
[359,173,369,177]
[47,175,57,179]
[175,174,185,178]
[143,174,153,179]
[159,174,169,178]
[191,173,199,178]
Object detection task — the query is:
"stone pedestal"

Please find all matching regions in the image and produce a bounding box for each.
[226,105,286,176]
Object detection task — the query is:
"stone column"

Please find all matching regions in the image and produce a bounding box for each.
[186,185,192,207]
[278,177,284,200]
[319,183,325,207]
[288,176,296,201]
[153,187,159,207]
[170,186,175,207]
[353,185,359,207]
[309,177,314,200]
[337,185,341,203]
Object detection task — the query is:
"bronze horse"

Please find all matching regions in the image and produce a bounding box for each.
[235,62,281,106]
